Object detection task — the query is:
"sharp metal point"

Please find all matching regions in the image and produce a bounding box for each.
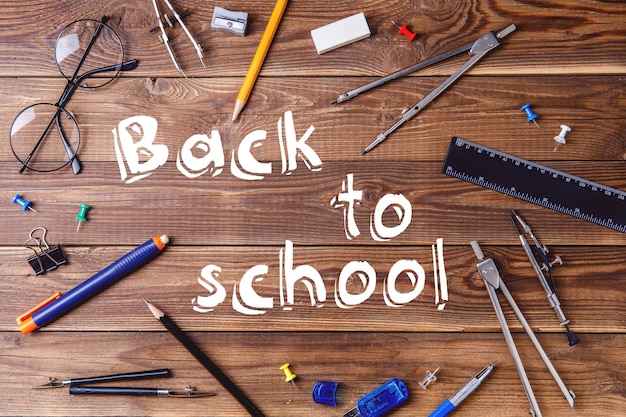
[31,378,62,389]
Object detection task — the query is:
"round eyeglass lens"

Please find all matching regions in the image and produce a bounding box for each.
[55,19,124,88]
[10,103,80,172]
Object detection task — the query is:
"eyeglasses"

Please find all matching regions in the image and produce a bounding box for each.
[10,16,138,174]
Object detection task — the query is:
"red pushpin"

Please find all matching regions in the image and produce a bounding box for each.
[392,21,417,42]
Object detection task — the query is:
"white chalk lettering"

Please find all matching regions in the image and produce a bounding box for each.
[232,264,273,315]
[279,111,321,174]
[331,174,412,241]
[192,265,227,313]
[231,129,271,180]
[334,261,376,308]
[177,132,224,178]
[280,240,326,310]
[330,173,363,240]
[370,193,412,241]
[113,115,168,184]
[383,260,425,307]
[192,241,437,315]
[113,111,320,182]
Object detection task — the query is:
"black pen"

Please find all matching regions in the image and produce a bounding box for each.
[428,361,496,417]
[69,385,214,397]
[142,298,265,417]
[31,368,171,389]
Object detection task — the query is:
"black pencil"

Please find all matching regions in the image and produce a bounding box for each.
[142,298,265,417]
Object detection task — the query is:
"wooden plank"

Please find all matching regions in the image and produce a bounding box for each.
[1,331,624,416]
[2,162,626,246]
[0,1,624,77]
[1,0,625,416]
[2,245,625,332]
[1,75,624,164]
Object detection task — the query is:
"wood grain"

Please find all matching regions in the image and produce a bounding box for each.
[1,75,624,162]
[1,332,625,416]
[1,244,625,332]
[1,0,625,416]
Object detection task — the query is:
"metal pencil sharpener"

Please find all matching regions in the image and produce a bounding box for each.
[211,6,248,36]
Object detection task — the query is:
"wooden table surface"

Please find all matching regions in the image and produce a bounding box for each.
[1,1,625,416]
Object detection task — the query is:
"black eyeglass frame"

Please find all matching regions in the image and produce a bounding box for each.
[10,16,138,174]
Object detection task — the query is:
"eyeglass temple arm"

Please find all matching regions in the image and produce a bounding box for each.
[77,59,138,81]
[57,58,137,173]
[67,18,108,83]
[57,59,138,107]
[18,110,60,174]
[20,17,135,174]
[20,58,138,174]
[17,107,81,175]
[55,111,81,174]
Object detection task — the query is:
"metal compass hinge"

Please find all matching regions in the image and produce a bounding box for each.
[470,240,576,417]
[359,24,516,154]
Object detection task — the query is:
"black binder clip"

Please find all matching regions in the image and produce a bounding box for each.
[25,227,67,275]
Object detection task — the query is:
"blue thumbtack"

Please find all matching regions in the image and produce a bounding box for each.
[13,194,37,212]
[520,103,539,128]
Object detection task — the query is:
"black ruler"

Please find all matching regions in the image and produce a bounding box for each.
[442,137,626,233]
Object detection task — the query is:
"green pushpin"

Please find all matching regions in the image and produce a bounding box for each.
[75,204,90,232]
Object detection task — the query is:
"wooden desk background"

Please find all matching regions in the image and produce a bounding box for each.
[1,0,625,416]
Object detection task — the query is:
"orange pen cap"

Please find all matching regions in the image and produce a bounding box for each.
[153,235,169,250]
[16,292,62,334]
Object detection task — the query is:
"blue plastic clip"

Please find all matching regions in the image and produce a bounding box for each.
[342,378,409,417]
[313,381,339,406]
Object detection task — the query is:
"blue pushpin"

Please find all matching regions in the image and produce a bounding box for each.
[520,103,539,128]
[12,194,37,212]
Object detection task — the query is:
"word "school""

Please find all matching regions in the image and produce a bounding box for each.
[192,240,447,315]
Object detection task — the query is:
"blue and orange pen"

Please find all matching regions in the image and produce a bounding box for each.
[17,235,169,334]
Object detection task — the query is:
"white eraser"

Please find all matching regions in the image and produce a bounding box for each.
[311,12,371,55]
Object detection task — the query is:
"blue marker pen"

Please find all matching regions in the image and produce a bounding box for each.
[17,235,169,334]
[428,362,496,417]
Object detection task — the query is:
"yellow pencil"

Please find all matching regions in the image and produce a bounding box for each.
[231,0,288,123]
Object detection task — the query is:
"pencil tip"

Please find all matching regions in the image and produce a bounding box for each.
[231,100,245,124]
[141,297,164,319]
